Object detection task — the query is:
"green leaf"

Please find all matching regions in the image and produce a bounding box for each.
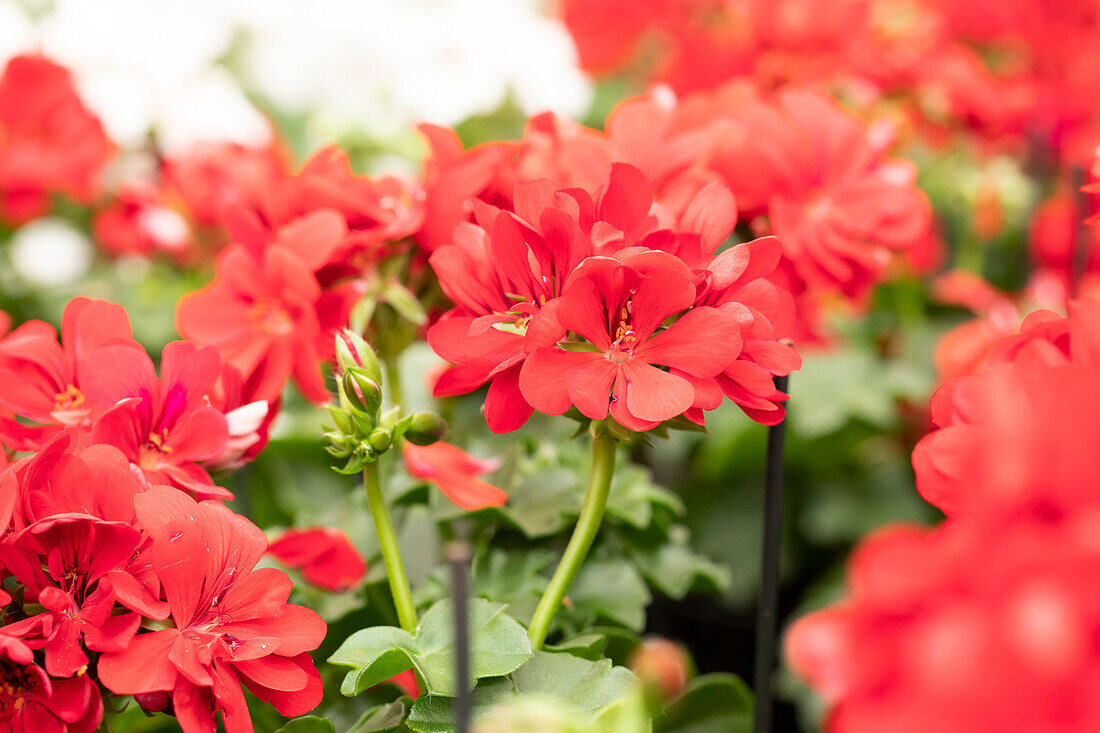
[627,525,731,599]
[274,717,336,733]
[329,599,532,697]
[348,698,412,733]
[565,560,651,631]
[657,673,753,733]
[406,651,640,733]
[544,633,609,661]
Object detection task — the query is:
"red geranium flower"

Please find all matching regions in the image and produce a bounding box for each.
[415,123,517,253]
[521,249,744,432]
[0,298,137,448]
[268,145,425,265]
[2,431,145,532]
[162,140,288,228]
[0,657,103,733]
[82,340,231,500]
[2,514,168,678]
[427,163,741,432]
[267,527,366,592]
[92,181,193,261]
[176,236,339,404]
[97,486,326,733]
[787,518,1100,733]
[913,299,1100,521]
[402,441,506,511]
[0,54,113,224]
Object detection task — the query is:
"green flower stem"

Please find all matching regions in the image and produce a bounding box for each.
[528,428,618,650]
[383,354,404,408]
[364,459,418,633]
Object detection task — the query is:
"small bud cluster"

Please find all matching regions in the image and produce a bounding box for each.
[326,330,448,473]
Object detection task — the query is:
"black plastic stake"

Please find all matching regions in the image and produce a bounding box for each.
[448,541,472,733]
[1073,165,1090,296]
[752,374,789,733]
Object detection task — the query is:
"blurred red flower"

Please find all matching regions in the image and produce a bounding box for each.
[0,54,113,224]
[402,441,505,511]
[268,527,367,592]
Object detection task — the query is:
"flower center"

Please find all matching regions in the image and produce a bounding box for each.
[51,384,88,424]
[250,302,294,336]
[0,666,31,715]
[138,428,173,470]
[608,302,637,364]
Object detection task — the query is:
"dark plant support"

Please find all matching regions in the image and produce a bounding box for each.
[448,541,473,733]
[753,375,790,733]
[1074,165,1091,295]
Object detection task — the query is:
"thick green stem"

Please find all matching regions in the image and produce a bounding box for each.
[383,354,404,408]
[364,460,418,633]
[528,429,618,650]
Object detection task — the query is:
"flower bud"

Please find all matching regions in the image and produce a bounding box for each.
[335,330,382,384]
[342,369,382,416]
[403,411,447,446]
[628,637,693,700]
[326,405,352,435]
[368,427,392,453]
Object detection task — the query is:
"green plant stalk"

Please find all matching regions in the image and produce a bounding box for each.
[383,354,404,408]
[527,429,618,650]
[364,459,418,633]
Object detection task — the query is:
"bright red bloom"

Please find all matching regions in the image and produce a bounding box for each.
[787,517,1100,733]
[83,340,231,500]
[427,163,750,432]
[203,364,276,472]
[1029,187,1100,297]
[162,141,288,228]
[402,441,506,511]
[0,298,137,448]
[97,486,326,733]
[701,87,932,298]
[521,249,744,432]
[267,527,366,592]
[268,145,425,265]
[0,658,103,733]
[929,271,1026,382]
[415,124,517,253]
[0,55,113,224]
[914,299,1100,521]
[2,431,145,532]
[176,235,340,405]
[2,514,168,678]
[92,181,193,261]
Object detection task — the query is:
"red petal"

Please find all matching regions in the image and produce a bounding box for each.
[621,361,694,422]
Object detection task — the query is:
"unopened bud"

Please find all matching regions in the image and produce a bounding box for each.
[335,330,382,384]
[403,411,447,446]
[628,637,693,700]
[368,427,392,453]
[326,405,352,435]
[342,369,382,416]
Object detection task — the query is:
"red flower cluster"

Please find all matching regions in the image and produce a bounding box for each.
[176,146,425,404]
[0,55,113,225]
[0,430,325,733]
[788,299,1100,731]
[419,84,932,343]
[559,0,1100,157]
[0,298,273,500]
[426,161,799,433]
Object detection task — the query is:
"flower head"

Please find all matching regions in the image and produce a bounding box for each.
[97,486,326,733]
